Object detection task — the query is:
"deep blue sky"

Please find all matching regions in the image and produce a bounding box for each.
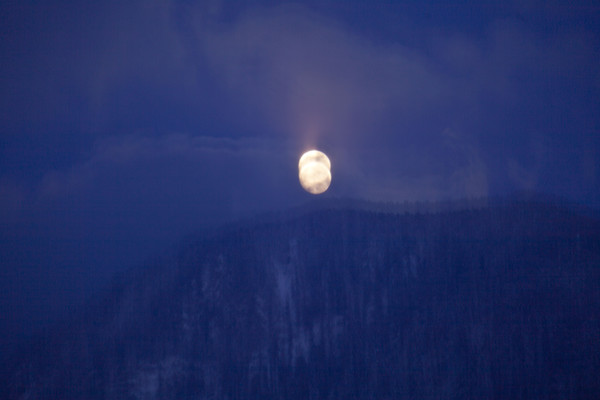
[1,0,599,351]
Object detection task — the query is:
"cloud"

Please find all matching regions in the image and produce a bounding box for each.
[200,5,449,146]
[507,134,548,192]
[85,2,195,111]
[345,128,489,202]
[192,4,597,203]
[37,134,299,228]
[6,1,596,205]
[192,4,496,201]
[2,1,598,222]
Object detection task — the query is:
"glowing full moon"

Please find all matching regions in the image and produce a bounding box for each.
[298,150,331,194]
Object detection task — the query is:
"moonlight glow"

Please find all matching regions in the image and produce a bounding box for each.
[298,150,331,194]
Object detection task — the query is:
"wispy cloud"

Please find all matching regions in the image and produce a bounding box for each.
[192,4,597,202]
[200,5,448,146]
[37,134,297,222]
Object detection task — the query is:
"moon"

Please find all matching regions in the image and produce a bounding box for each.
[298,150,331,194]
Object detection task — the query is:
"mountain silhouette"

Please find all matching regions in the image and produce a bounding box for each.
[3,198,600,399]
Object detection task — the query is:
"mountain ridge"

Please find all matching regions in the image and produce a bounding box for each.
[3,197,600,399]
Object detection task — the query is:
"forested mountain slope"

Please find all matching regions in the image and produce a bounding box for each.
[4,200,600,399]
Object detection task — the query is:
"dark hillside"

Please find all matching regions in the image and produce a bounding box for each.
[3,200,600,399]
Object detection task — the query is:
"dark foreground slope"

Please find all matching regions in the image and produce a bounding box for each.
[3,200,600,399]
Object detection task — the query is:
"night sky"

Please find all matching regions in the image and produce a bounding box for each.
[1,1,599,353]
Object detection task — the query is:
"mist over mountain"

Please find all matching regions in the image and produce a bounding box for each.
[3,198,600,399]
